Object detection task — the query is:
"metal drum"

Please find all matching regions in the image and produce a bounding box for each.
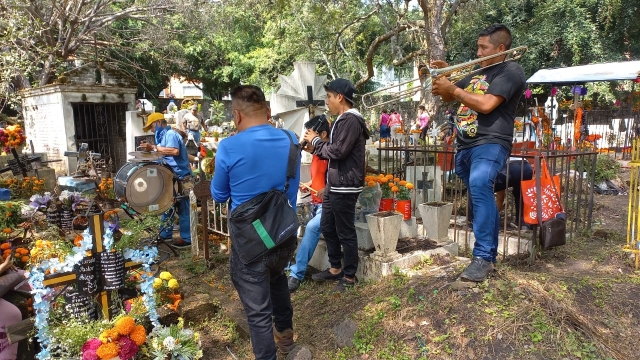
[114,162,175,215]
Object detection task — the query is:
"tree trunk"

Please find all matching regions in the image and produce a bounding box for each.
[39,54,56,86]
[420,0,447,122]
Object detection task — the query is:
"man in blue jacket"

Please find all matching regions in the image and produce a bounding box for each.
[139,112,192,248]
[211,85,301,360]
[303,78,370,293]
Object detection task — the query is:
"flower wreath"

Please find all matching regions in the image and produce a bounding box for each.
[27,228,159,360]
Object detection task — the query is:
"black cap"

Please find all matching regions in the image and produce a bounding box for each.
[324,78,355,105]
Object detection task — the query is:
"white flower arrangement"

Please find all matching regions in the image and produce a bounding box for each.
[146,318,203,360]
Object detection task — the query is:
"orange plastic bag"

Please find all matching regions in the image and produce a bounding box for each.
[521,159,562,225]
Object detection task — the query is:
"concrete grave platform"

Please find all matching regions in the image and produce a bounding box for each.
[306,237,458,281]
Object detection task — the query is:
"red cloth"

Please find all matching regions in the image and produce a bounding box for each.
[310,154,328,204]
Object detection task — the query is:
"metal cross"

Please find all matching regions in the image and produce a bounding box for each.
[295,86,325,118]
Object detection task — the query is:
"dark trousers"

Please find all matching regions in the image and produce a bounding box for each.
[419,126,429,141]
[321,192,359,278]
[229,240,296,360]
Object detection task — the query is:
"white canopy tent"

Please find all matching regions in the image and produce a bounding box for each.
[526,61,640,150]
[527,61,640,84]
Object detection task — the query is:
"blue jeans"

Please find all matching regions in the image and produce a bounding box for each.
[187,129,201,145]
[230,240,295,360]
[456,143,509,262]
[289,205,322,281]
[160,196,191,242]
[468,159,533,227]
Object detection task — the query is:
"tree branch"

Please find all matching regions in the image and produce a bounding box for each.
[355,21,424,88]
[333,5,380,51]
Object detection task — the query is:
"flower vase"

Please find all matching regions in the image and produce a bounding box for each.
[60,208,74,232]
[379,198,394,211]
[46,207,61,229]
[99,251,125,290]
[418,202,454,242]
[366,211,403,259]
[394,199,411,220]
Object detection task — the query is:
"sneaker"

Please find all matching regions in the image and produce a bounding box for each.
[273,326,295,354]
[311,268,344,282]
[171,239,191,249]
[333,277,357,293]
[459,256,494,282]
[288,276,301,293]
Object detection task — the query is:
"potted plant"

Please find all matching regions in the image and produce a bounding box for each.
[375,174,394,211]
[365,211,403,259]
[59,191,89,232]
[392,180,414,220]
[418,201,453,242]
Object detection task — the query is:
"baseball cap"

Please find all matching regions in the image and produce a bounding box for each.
[324,78,355,105]
[143,112,164,132]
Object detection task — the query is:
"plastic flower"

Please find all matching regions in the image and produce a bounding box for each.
[153,278,163,289]
[167,279,179,290]
[159,271,173,281]
[117,336,139,360]
[99,328,120,343]
[114,316,136,336]
[96,342,119,359]
[130,325,147,346]
[163,336,176,351]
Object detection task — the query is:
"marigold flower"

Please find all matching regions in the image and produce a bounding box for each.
[114,316,136,336]
[129,325,146,346]
[399,180,407,186]
[95,342,119,359]
[406,183,414,190]
[0,243,10,250]
[99,328,120,343]
[153,278,163,289]
[167,279,179,290]
[391,186,399,192]
[367,181,376,187]
[21,256,29,262]
[159,271,173,281]
[394,177,400,182]
[3,249,11,255]
[386,174,393,179]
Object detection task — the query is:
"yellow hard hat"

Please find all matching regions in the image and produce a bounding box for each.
[143,113,165,132]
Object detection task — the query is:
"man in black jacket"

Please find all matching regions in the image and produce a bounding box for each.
[303,78,370,293]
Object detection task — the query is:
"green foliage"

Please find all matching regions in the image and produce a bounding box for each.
[574,154,621,183]
[208,101,225,126]
[116,215,168,252]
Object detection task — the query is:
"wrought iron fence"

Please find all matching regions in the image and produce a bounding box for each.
[371,138,598,261]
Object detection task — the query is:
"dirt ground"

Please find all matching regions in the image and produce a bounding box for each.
[161,169,640,360]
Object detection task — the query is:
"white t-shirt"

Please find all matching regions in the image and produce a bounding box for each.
[182,113,201,131]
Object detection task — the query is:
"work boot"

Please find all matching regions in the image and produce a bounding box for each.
[311,268,343,282]
[288,276,301,293]
[273,326,295,354]
[459,256,494,282]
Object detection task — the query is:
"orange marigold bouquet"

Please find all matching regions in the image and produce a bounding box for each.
[371,174,394,198]
[0,125,26,153]
[392,180,415,201]
[83,315,146,360]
